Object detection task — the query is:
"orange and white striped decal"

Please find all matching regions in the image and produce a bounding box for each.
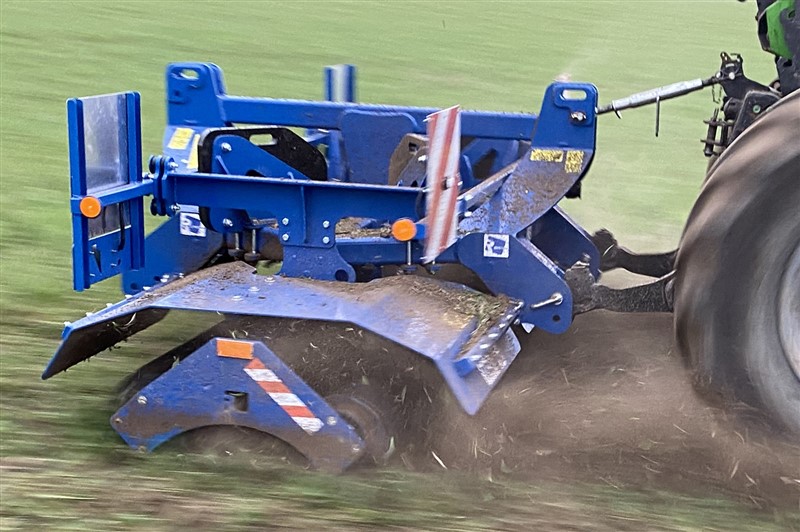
[243,357,324,434]
[423,105,462,263]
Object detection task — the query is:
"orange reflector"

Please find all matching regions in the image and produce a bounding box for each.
[79,196,102,219]
[216,338,254,359]
[391,218,417,242]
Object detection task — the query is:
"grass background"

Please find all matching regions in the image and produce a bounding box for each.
[0,1,792,529]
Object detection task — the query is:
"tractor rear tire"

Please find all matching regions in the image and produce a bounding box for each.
[674,89,800,435]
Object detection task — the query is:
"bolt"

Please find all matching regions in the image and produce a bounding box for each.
[752,104,762,114]
[570,111,587,122]
[322,220,330,229]
[137,395,147,405]
[326,416,337,426]
[168,161,179,171]
[281,218,290,226]
[222,218,233,228]
[281,233,289,242]
[170,204,181,213]
[322,236,331,244]
[221,142,232,153]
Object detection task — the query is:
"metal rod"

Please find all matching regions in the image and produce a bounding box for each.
[597,76,718,116]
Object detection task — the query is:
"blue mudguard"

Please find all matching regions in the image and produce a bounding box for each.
[113,337,364,472]
[45,262,524,415]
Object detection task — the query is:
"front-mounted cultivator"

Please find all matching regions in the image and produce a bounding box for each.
[46,0,800,470]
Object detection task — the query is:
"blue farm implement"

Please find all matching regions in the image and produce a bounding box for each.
[46,3,800,470]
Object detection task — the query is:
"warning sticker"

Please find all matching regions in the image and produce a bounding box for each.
[565,150,584,173]
[483,234,509,258]
[530,149,564,163]
[179,212,207,237]
[187,134,200,170]
[167,127,195,150]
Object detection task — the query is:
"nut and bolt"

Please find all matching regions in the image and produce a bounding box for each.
[752,104,762,114]
[322,236,331,244]
[137,395,147,405]
[220,142,232,153]
[326,416,337,426]
[570,111,587,123]
[281,218,290,226]
[322,220,330,229]
[281,234,289,242]
[170,204,181,213]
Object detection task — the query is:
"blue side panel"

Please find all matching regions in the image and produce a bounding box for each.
[112,338,364,472]
[121,215,224,294]
[340,110,416,184]
[457,233,572,332]
[527,206,600,278]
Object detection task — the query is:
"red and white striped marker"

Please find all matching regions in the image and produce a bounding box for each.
[423,105,461,263]
[243,357,324,434]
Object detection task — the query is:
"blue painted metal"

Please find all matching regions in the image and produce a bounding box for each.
[113,338,364,472]
[121,214,224,294]
[457,233,573,332]
[53,63,616,467]
[324,64,356,103]
[340,110,416,184]
[459,83,598,235]
[323,64,356,180]
[527,206,601,278]
[67,92,147,290]
[46,262,523,415]
[208,134,313,180]
[165,63,538,140]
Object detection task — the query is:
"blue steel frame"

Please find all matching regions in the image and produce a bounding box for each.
[67,92,146,290]
[69,63,600,330]
[53,64,608,465]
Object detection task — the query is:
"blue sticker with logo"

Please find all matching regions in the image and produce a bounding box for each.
[483,234,509,258]
[179,212,207,238]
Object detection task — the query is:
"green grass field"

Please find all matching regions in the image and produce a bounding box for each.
[0,1,794,529]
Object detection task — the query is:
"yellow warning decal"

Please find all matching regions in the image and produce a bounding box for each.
[564,150,584,173]
[530,149,564,163]
[187,134,200,170]
[167,127,194,150]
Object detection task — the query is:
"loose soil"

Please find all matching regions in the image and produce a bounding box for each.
[428,311,800,511]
